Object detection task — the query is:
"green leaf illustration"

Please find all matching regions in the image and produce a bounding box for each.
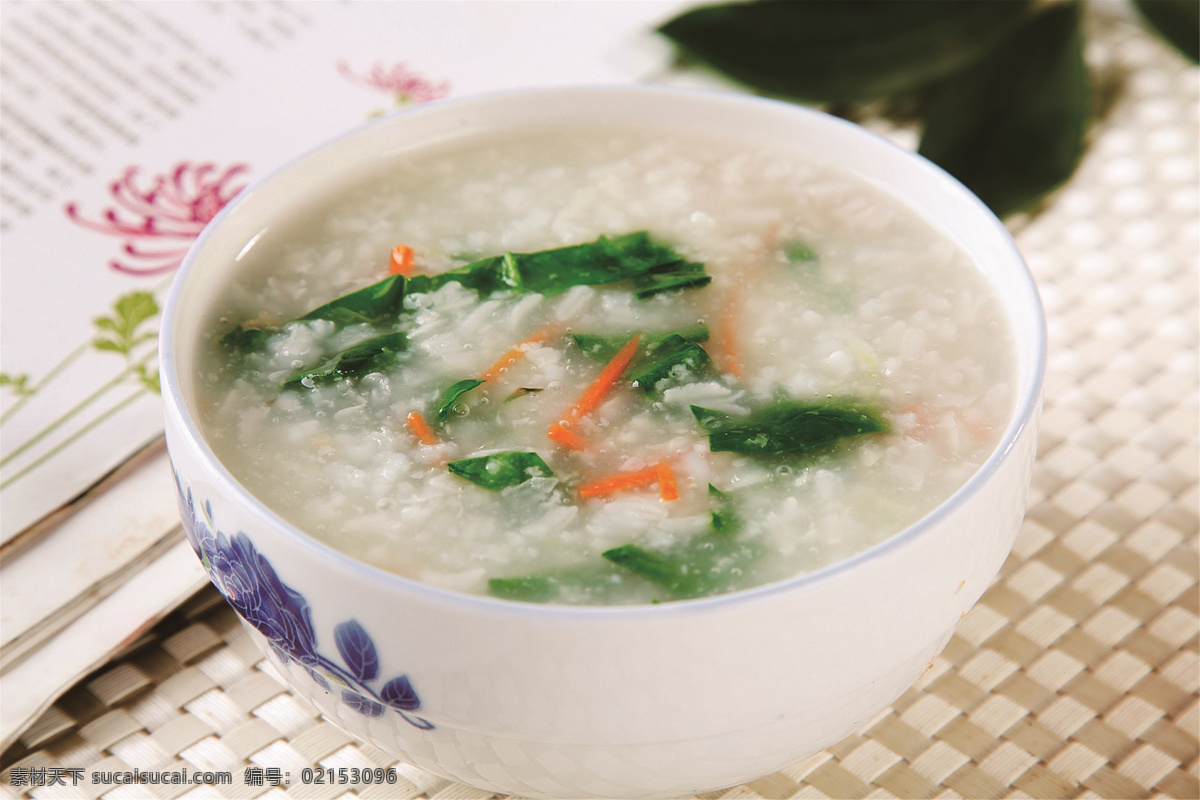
[0,373,34,397]
[93,292,160,356]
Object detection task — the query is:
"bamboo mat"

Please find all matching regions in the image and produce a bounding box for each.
[2,10,1196,800]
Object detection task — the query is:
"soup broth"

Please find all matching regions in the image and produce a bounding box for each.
[198,129,1015,604]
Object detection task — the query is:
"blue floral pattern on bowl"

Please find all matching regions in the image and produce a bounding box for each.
[175,473,433,730]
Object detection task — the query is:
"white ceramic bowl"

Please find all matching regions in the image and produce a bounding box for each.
[161,86,1045,799]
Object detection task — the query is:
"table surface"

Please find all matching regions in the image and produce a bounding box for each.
[2,9,1196,800]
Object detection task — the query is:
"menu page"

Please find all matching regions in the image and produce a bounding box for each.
[1,0,693,746]
[0,0,682,540]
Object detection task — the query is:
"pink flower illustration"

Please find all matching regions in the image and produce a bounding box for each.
[337,59,450,106]
[66,161,251,276]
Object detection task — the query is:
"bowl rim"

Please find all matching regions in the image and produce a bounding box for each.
[160,83,1047,620]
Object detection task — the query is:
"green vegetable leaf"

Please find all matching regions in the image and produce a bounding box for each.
[447,451,554,491]
[783,240,818,263]
[220,324,277,357]
[283,332,407,390]
[708,484,740,535]
[488,575,559,603]
[405,255,511,297]
[406,232,703,299]
[1134,0,1199,62]
[435,378,486,423]
[602,533,762,599]
[918,2,1090,217]
[628,334,712,396]
[572,325,710,362]
[692,399,889,454]
[93,291,159,356]
[487,562,641,603]
[633,262,712,299]
[299,274,407,327]
[658,0,1034,103]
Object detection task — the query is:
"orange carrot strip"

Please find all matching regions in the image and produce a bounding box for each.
[405,411,439,446]
[578,466,659,499]
[565,333,641,421]
[547,421,587,451]
[389,244,415,276]
[481,326,558,382]
[655,462,679,501]
[715,288,745,379]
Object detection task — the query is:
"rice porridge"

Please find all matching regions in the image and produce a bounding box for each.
[197,129,1015,604]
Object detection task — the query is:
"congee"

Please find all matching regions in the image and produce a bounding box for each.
[198,129,1015,604]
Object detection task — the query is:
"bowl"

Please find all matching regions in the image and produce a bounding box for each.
[160,86,1045,799]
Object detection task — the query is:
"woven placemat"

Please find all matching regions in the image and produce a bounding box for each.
[3,10,1196,800]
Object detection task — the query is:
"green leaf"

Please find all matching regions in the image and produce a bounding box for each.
[918,2,1090,218]
[628,334,713,396]
[406,232,700,299]
[283,332,407,390]
[93,291,159,355]
[136,364,161,394]
[692,399,889,455]
[299,274,407,327]
[447,451,554,491]
[1135,0,1199,62]
[571,325,710,362]
[633,262,712,299]
[658,0,1035,103]
[602,533,762,599]
[0,373,33,396]
[405,255,511,297]
[708,484,740,535]
[486,562,637,603]
[487,575,559,602]
[783,240,818,263]
[220,324,277,357]
[435,378,486,423]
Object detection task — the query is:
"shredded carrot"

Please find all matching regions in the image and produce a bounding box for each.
[715,291,745,379]
[564,333,641,421]
[405,411,439,446]
[712,223,780,379]
[389,244,415,276]
[578,462,680,500]
[578,466,659,499]
[547,421,587,451]
[655,462,679,501]
[482,327,558,382]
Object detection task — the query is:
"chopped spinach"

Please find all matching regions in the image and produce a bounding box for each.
[602,532,762,599]
[447,451,554,491]
[404,256,510,297]
[219,324,276,358]
[633,261,712,298]
[487,562,642,603]
[406,232,706,299]
[783,240,819,263]
[628,334,713,396]
[571,325,710,362]
[299,274,407,327]
[692,399,889,454]
[435,378,486,423]
[708,484,740,535]
[283,332,408,390]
